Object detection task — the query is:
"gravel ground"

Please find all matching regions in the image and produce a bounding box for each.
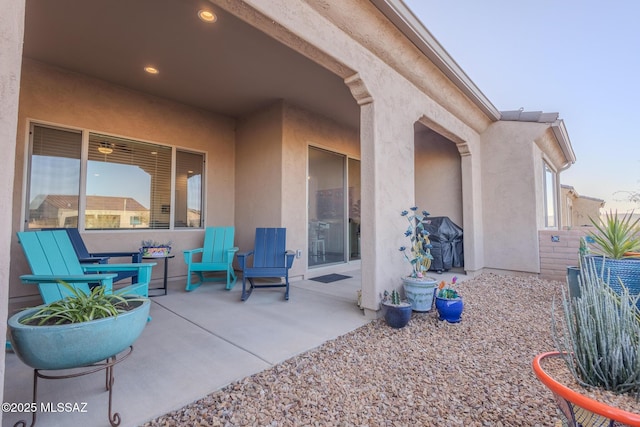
[143,273,566,426]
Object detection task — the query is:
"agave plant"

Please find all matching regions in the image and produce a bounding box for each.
[588,210,640,259]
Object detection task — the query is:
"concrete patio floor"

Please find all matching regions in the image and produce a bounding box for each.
[3,270,371,427]
[3,269,461,427]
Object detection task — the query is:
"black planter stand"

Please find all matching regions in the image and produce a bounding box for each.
[13,347,133,427]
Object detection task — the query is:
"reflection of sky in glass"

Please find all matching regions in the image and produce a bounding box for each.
[30,156,80,203]
[187,174,201,211]
[87,161,151,208]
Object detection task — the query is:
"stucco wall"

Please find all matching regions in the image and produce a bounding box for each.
[414,128,463,226]
[235,103,284,257]
[10,60,236,298]
[0,0,25,411]
[481,121,545,273]
[234,102,360,280]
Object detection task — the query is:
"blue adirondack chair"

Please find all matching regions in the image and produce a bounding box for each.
[17,230,155,304]
[237,228,295,301]
[183,226,238,291]
[43,227,142,283]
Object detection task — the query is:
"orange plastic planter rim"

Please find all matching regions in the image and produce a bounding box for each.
[532,351,640,426]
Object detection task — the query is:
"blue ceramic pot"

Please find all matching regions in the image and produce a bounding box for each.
[435,296,463,323]
[383,302,412,328]
[8,298,150,370]
[585,255,640,306]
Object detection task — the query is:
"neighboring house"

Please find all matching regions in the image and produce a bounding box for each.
[28,195,149,229]
[561,185,605,227]
[2,1,577,318]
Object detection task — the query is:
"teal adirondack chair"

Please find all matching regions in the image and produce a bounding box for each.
[237,228,295,301]
[17,230,155,303]
[183,226,238,291]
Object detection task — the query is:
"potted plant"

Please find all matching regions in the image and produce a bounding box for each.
[566,236,590,300]
[140,239,173,257]
[584,209,640,303]
[434,276,463,323]
[533,257,640,425]
[8,282,150,370]
[399,206,438,312]
[381,289,412,328]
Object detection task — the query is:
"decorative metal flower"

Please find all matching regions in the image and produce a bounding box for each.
[399,206,433,278]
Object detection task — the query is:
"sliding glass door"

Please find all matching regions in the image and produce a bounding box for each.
[308,147,360,267]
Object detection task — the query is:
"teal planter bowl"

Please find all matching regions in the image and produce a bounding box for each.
[8,298,150,370]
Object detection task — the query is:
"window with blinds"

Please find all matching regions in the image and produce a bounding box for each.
[87,133,172,229]
[26,123,205,230]
[27,125,82,229]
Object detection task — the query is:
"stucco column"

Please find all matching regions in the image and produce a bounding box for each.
[0,0,25,414]
[346,74,416,318]
[459,141,484,275]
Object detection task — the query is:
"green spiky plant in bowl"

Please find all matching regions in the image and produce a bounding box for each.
[20,282,145,325]
[8,282,150,370]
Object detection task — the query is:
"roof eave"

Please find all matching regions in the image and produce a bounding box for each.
[370,0,501,121]
[551,120,576,170]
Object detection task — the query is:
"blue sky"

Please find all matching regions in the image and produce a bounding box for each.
[403,0,640,214]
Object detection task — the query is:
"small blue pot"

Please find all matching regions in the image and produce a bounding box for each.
[383,302,412,328]
[435,296,463,323]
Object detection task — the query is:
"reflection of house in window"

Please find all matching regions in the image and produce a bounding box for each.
[28,195,149,229]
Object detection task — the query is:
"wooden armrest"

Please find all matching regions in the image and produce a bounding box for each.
[90,251,142,262]
[82,263,155,272]
[236,250,254,269]
[90,251,140,257]
[78,257,109,263]
[20,274,117,284]
[285,251,295,268]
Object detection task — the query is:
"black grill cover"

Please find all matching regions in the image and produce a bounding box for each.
[422,216,463,272]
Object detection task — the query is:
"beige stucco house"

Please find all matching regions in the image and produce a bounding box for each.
[561,184,605,227]
[0,0,577,410]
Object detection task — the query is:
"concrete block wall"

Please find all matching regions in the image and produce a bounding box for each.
[538,228,592,281]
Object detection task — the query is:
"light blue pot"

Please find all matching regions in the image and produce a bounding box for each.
[8,298,150,370]
[402,276,437,312]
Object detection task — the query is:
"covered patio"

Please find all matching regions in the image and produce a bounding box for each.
[3,271,381,427]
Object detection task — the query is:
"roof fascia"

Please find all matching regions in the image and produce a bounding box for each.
[370,0,501,120]
[551,120,576,170]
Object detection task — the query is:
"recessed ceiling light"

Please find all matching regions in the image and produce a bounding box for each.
[144,66,159,75]
[198,10,216,23]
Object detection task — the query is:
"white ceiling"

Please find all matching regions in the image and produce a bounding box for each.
[23,0,361,128]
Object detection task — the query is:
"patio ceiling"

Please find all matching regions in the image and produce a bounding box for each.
[23,0,360,128]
